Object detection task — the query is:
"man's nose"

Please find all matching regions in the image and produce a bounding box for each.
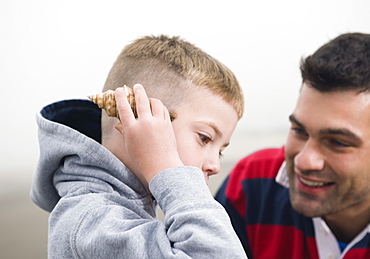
[294,139,324,172]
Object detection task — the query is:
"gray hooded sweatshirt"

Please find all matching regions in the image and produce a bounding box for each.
[31,99,247,259]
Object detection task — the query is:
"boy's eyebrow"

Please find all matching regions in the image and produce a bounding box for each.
[199,121,222,137]
[197,120,226,140]
[289,115,362,144]
[197,120,231,148]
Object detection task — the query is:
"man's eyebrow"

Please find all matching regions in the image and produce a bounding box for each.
[289,115,304,129]
[319,128,362,144]
[289,115,362,144]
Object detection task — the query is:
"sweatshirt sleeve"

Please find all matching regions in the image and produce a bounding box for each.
[50,166,247,259]
[149,166,247,258]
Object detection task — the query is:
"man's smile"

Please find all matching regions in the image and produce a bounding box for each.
[299,176,334,188]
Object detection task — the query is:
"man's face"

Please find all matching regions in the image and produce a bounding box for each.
[285,83,370,218]
[171,88,239,184]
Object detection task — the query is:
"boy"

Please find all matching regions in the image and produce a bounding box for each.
[31,35,247,258]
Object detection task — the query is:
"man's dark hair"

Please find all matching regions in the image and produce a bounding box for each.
[300,33,370,92]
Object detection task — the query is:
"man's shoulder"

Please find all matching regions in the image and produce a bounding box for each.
[231,147,285,179]
[246,146,285,160]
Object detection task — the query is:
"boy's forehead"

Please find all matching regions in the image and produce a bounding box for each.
[180,86,242,119]
[173,91,238,132]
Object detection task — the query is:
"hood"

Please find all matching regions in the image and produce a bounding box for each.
[30,99,148,212]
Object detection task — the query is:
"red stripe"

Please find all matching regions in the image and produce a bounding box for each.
[247,224,319,259]
[225,147,285,217]
[225,166,247,217]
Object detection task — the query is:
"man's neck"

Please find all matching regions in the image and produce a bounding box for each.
[323,202,370,243]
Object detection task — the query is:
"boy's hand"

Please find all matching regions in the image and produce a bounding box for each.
[114,84,183,183]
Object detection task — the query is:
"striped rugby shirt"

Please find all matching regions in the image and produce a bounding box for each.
[215,147,370,259]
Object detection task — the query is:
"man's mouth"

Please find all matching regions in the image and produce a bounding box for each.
[299,176,334,188]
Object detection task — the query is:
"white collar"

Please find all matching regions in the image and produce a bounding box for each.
[275,161,289,188]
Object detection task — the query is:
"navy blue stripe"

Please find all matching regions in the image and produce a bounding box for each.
[352,233,370,249]
[242,178,315,237]
[215,178,251,253]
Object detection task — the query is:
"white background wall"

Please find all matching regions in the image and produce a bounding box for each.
[1,1,370,257]
[2,0,370,177]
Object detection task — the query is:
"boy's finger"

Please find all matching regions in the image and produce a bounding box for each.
[133,84,151,118]
[149,98,166,120]
[115,87,135,125]
[164,106,171,121]
[115,122,124,135]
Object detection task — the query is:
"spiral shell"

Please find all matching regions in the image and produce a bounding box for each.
[88,85,136,118]
[88,85,176,121]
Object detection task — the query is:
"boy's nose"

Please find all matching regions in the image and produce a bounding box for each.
[202,154,221,176]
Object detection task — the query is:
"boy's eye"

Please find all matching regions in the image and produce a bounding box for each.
[198,133,224,158]
[219,151,224,158]
[199,134,212,145]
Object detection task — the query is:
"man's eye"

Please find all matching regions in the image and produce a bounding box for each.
[291,127,307,137]
[329,139,350,148]
[199,134,211,144]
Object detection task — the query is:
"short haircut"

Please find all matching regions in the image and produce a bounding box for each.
[101,35,244,143]
[300,32,370,92]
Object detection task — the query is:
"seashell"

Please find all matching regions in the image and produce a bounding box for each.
[88,85,176,121]
[88,85,136,118]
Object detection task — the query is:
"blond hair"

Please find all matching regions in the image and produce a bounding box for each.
[102,35,244,144]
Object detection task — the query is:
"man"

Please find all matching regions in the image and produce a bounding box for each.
[215,32,370,258]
